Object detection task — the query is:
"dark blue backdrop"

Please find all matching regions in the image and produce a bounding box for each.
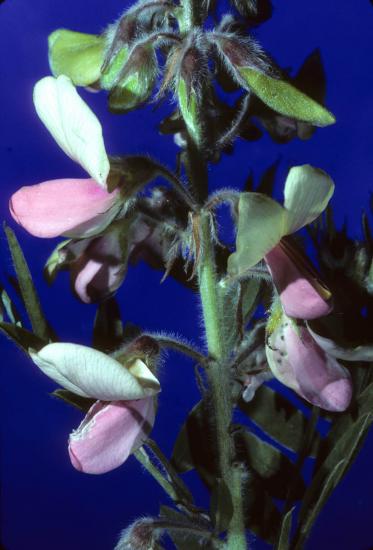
[1,1,373,548]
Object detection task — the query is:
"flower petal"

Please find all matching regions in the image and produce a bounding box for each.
[266,321,352,411]
[33,75,110,186]
[228,192,287,277]
[30,343,160,400]
[286,324,352,411]
[69,397,155,474]
[10,178,120,238]
[308,326,373,362]
[48,30,105,87]
[265,241,332,319]
[72,226,127,303]
[283,165,334,234]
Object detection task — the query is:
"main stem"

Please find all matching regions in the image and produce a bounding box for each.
[198,212,247,549]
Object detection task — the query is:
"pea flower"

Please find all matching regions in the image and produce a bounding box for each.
[266,312,352,412]
[228,165,334,320]
[9,75,121,239]
[30,343,160,474]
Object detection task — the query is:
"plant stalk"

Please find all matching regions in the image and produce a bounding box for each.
[198,212,247,549]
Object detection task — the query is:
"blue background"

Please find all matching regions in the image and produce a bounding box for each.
[1,0,373,548]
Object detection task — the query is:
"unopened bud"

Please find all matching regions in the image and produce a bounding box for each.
[115,518,159,550]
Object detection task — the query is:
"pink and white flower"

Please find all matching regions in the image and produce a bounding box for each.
[9,75,121,239]
[228,165,334,319]
[30,342,160,474]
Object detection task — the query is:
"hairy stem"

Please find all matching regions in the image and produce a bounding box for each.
[198,212,247,549]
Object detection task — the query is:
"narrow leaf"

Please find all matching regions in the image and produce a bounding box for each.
[0,287,21,325]
[4,225,50,341]
[236,429,306,499]
[238,385,319,456]
[294,413,373,548]
[239,68,335,126]
[276,507,294,550]
[0,321,46,351]
[52,389,95,412]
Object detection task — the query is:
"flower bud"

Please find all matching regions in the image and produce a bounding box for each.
[101,43,157,113]
[115,518,159,550]
[48,30,105,86]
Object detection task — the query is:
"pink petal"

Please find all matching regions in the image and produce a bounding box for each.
[68,397,155,474]
[9,178,119,238]
[285,324,352,412]
[266,321,352,411]
[72,229,126,303]
[265,241,332,320]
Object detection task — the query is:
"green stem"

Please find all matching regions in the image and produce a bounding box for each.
[134,447,179,504]
[198,212,247,549]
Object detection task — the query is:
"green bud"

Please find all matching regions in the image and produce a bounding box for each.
[178,78,202,145]
[100,46,130,90]
[101,45,157,113]
[48,29,105,86]
[239,67,336,127]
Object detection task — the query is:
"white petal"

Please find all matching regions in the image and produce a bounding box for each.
[227,193,287,276]
[33,75,110,186]
[30,343,160,400]
[283,165,334,234]
[308,326,373,362]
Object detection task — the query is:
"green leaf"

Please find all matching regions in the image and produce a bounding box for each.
[172,400,281,543]
[236,429,306,499]
[171,399,217,486]
[178,78,202,145]
[276,507,294,550]
[4,225,50,341]
[0,287,21,325]
[243,474,282,543]
[240,278,261,326]
[294,413,373,548]
[210,478,233,532]
[316,382,373,467]
[0,321,46,351]
[239,68,336,127]
[92,297,124,352]
[48,29,105,86]
[238,385,319,456]
[51,389,95,412]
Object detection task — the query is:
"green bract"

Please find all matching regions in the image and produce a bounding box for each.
[48,29,105,86]
[178,78,202,144]
[100,47,130,90]
[239,67,336,127]
[101,46,157,113]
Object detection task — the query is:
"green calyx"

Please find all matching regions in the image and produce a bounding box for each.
[239,67,336,127]
[101,46,157,113]
[178,78,202,144]
[48,29,105,86]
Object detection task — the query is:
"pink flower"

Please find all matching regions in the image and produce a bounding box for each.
[9,76,121,239]
[264,238,332,320]
[30,343,160,474]
[228,165,334,319]
[266,315,352,412]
